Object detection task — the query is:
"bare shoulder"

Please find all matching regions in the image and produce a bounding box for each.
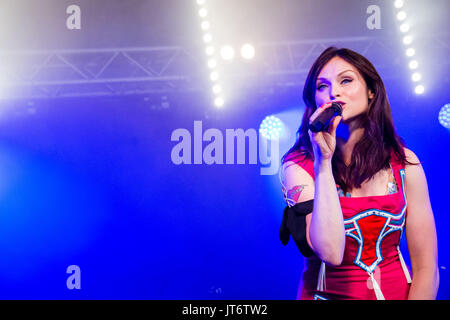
[281,161,314,185]
[403,147,420,164]
[402,147,428,189]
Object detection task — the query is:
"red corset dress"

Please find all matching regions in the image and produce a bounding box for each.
[282,151,412,300]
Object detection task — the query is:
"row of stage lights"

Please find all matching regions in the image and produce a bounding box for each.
[196,0,448,130]
[196,1,427,108]
[195,0,448,131]
[195,0,255,108]
[394,0,424,95]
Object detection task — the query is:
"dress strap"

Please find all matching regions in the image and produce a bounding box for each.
[369,272,385,300]
[397,246,412,283]
[316,261,326,292]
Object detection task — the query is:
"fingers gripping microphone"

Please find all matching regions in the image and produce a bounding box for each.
[309,102,343,132]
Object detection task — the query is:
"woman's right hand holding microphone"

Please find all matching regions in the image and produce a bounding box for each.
[308,102,343,166]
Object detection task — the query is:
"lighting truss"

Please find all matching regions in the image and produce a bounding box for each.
[0,34,448,100]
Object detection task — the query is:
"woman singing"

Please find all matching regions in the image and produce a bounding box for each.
[279,47,439,300]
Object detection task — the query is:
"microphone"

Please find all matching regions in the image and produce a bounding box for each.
[309,102,343,132]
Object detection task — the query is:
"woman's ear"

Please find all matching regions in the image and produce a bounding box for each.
[368,89,374,100]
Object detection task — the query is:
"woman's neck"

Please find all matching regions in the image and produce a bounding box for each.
[336,121,365,165]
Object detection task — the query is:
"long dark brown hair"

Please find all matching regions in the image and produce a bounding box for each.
[282,46,418,192]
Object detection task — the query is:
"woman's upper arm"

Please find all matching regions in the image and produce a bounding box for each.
[281,161,315,250]
[403,148,438,272]
[281,161,315,203]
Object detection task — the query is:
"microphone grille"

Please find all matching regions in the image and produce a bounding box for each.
[331,102,343,114]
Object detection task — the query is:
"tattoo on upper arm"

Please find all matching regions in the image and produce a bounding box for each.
[287,185,307,202]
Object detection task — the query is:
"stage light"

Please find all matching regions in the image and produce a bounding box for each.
[400,23,410,33]
[406,48,415,57]
[259,116,284,141]
[397,11,406,21]
[203,33,212,43]
[409,60,418,69]
[210,71,219,82]
[414,85,424,94]
[438,103,450,129]
[394,0,404,9]
[205,46,215,56]
[403,35,413,45]
[212,84,222,94]
[241,43,255,60]
[214,97,224,107]
[394,0,424,96]
[411,72,422,82]
[207,59,217,69]
[195,1,223,109]
[201,21,210,31]
[198,8,208,18]
[220,46,235,61]
[396,11,407,21]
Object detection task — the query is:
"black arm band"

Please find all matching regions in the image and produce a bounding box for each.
[279,199,315,257]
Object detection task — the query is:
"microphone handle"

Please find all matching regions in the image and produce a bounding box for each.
[309,103,342,132]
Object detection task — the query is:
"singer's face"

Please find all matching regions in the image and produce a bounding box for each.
[314,57,374,123]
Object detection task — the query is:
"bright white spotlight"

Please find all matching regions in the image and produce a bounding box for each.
[259,115,284,140]
[210,71,219,81]
[403,35,413,45]
[220,46,235,61]
[196,0,206,5]
[396,11,407,21]
[241,43,255,60]
[438,103,450,129]
[214,97,224,107]
[198,8,208,18]
[212,84,222,94]
[414,85,425,94]
[412,72,422,82]
[394,0,404,9]
[207,59,217,69]
[400,23,410,33]
[406,48,415,57]
[203,33,212,43]
[205,46,215,56]
[409,60,418,69]
[201,21,210,31]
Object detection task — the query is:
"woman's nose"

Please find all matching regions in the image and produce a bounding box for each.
[330,85,342,99]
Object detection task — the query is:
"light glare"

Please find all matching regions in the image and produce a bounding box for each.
[403,35,413,45]
[203,33,212,43]
[406,48,415,57]
[201,21,210,31]
[207,59,217,69]
[409,60,418,69]
[414,85,424,94]
[400,23,410,33]
[198,8,207,18]
[241,43,256,60]
[220,46,235,61]
[214,97,224,107]
[397,11,407,21]
[412,72,422,82]
[210,71,219,81]
[394,0,404,9]
[212,84,222,94]
[205,46,215,56]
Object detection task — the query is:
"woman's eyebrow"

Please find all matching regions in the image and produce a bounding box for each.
[317,69,356,82]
